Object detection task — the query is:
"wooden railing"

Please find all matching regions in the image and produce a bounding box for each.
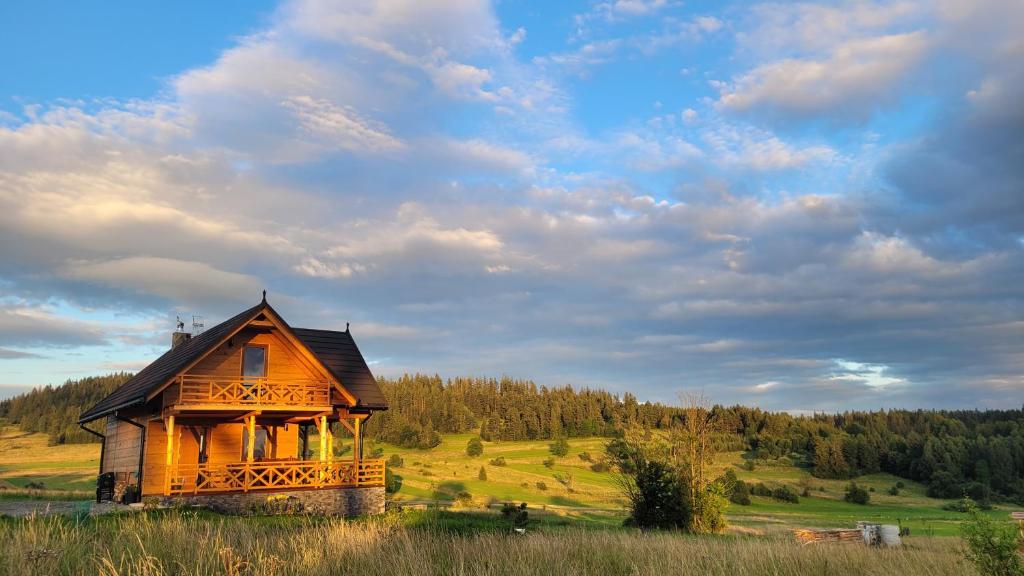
[176,374,332,407]
[167,459,385,495]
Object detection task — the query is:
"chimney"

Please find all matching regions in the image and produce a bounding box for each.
[172,331,192,349]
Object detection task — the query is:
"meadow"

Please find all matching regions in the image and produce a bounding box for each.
[0,426,1011,536]
[0,509,979,576]
[1,424,1015,575]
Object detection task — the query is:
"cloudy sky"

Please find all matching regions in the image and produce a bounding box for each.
[1,0,1021,410]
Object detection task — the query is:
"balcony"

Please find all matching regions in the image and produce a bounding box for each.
[167,459,385,495]
[175,374,332,409]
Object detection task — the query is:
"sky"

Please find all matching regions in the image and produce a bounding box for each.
[0,0,1022,411]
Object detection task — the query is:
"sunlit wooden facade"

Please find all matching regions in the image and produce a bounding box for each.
[79,296,388,503]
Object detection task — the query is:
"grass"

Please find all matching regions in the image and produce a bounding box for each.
[0,427,97,499]
[0,426,1010,535]
[371,433,1008,536]
[0,509,980,576]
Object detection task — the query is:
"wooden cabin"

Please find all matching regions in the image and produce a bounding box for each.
[78,295,388,515]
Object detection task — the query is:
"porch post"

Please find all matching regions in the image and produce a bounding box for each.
[326,421,333,463]
[246,415,255,462]
[164,414,175,496]
[353,416,361,484]
[318,415,327,462]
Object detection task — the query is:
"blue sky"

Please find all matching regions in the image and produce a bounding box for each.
[1,0,1021,411]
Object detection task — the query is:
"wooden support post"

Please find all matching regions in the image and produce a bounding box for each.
[318,416,327,462]
[326,421,333,463]
[246,415,255,462]
[164,414,175,496]
[353,416,361,484]
[353,417,361,462]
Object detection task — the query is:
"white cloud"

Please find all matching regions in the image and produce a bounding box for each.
[62,257,262,308]
[282,95,405,155]
[719,31,930,119]
[702,124,836,170]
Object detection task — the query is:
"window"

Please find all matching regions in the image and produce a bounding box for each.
[242,427,269,460]
[242,345,267,379]
[241,345,267,400]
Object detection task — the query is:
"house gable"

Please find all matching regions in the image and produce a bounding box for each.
[79,297,383,424]
[145,306,359,408]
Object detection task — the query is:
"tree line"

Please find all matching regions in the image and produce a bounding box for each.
[2,372,1021,504]
[0,373,131,444]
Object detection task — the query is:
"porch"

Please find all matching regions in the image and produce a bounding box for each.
[167,458,385,495]
[153,410,378,497]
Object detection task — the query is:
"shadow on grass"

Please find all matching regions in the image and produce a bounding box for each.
[548,495,585,507]
[431,481,466,501]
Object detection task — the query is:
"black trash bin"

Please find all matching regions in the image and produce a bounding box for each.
[96,472,115,503]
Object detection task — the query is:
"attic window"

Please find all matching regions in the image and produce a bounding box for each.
[242,345,267,379]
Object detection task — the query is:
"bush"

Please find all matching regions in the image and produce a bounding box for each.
[590,461,610,473]
[730,480,752,506]
[501,502,529,528]
[387,453,404,468]
[578,452,592,462]
[543,457,555,468]
[478,466,487,481]
[750,483,772,497]
[772,485,800,503]
[554,473,574,489]
[844,482,870,505]
[384,468,401,493]
[888,485,900,496]
[959,498,1023,576]
[489,456,506,466]
[536,481,548,491]
[743,460,756,472]
[549,437,569,457]
[466,437,483,457]
[944,499,994,512]
[896,481,905,489]
[455,491,473,506]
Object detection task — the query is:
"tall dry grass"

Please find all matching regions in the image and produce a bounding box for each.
[0,510,976,576]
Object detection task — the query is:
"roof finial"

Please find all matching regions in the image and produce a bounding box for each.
[346,322,350,333]
[261,289,267,303]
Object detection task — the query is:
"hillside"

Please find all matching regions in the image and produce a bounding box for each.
[0,373,132,444]
[2,372,1023,504]
[1,425,1010,537]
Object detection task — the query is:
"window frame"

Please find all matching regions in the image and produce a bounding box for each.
[241,343,269,379]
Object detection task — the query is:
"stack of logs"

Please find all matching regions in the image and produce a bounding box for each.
[793,528,863,545]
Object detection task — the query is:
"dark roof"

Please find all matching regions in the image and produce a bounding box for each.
[293,328,387,409]
[79,300,387,423]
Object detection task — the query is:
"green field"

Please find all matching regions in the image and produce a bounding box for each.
[0,426,1010,536]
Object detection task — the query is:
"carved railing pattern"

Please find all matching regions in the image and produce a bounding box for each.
[168,459,385,495]
[176,375,332,407]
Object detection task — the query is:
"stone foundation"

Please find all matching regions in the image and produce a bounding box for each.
[151,486,385,516]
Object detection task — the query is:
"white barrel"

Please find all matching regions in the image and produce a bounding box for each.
[879,525,902,547]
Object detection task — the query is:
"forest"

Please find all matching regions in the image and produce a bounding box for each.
[1,372,1022,504]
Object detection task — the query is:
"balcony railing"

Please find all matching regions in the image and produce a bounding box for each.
[176,374,332,408]
[167,459,385,495]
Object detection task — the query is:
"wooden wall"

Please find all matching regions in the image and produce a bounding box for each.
[185,329,321,382]
[102,417,143,475]
[141,419,168,495]
[208,423,244,463]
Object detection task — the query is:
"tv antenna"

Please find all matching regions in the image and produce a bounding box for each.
[191,315,205,335]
